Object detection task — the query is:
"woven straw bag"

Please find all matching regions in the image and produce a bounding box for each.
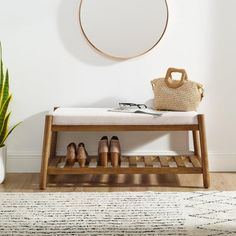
[151,68,204,111]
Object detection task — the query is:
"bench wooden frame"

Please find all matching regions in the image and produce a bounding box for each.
[40,113,210,189]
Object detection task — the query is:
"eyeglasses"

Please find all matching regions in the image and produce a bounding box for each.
[119,103,147,109]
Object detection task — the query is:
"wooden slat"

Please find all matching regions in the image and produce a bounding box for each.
[159,156,169,167]
[190,156,201,168]
[129,156,138,166]
[120,156,129,162]
[72,162,80,168]
[49,157,60,167]
[88,162,97,168]
[120,156,129,168]
[174,156,185,167]
[48,166,202,175]
[90,156,98,162]
[136,156,145,168]
[151,156,161,168]
[144,156,154,166]
[168,157,178,168]
[57,156,66,168]
[136,156,144,162]
[120,162,129,168]
[152,162,161,168]
[48,155,203,175]
[182,156,194,168]
[52,124,199,132]
[137,162,145,168]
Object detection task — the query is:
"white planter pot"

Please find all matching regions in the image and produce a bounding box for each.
[0,146,7,184]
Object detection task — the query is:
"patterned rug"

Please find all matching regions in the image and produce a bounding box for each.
[0,192,236,235]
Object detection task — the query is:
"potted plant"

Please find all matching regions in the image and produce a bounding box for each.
[0,42,19,183]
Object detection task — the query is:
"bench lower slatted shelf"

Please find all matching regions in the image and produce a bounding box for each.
[40,108,210,189]
[48,155,202,175]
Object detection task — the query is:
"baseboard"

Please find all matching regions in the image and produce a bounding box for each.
[207,153,236,172]
[7,152,41,173]
[6,151,236,173]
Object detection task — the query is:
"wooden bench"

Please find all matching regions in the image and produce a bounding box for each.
[40,108,210,189]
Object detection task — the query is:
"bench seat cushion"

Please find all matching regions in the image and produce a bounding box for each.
[51,108,198,125]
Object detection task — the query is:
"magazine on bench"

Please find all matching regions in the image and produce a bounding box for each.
[108,107,164,116]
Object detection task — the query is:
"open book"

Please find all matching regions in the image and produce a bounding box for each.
[108,107,164,116]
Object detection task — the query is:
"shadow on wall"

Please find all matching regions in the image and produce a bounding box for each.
[57,0,117,66]
[7,111,48,154]
[56,131,189,156]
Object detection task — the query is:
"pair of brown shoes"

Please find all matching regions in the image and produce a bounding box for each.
[66,142,89,167]
[98,136,121,167]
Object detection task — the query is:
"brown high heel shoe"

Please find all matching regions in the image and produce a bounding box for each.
[109,136,121,167]
[98,136,108,166]
[66,142,76,165]
[77,143,89,167]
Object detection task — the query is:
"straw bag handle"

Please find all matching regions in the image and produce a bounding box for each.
[164,68,188,88]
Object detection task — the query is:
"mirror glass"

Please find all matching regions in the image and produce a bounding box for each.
[79,0,168,59]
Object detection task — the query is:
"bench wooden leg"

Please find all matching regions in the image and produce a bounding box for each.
[50,107,58,158]
[192,130,200,157]
[50,131,57,158]
[198,114,210,188]
[40,115,53,190]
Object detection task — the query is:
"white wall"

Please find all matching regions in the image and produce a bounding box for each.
[0,0,235,172]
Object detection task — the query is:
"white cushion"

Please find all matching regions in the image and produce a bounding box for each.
[51,108,198,125]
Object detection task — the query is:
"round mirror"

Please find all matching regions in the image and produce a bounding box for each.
[79,0,168,59]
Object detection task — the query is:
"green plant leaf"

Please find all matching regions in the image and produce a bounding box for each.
[0,112,10,146]
[0,41,3,104]
[1,69,9,107]
[0,95,12,134]
[0,41,2,61]
[0,60,3,103]
[0,41,2,60]
[0,42,19,145]
[1,122,21,145]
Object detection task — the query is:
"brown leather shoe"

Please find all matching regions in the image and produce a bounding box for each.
[98,136,108,166]
[77,143,89,167]
[109,136,121,167]
[66,142,76,165]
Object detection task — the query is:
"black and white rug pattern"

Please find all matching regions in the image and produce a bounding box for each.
[0,192,236,235]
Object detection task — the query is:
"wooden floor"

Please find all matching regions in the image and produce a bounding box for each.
[0,173,235,192]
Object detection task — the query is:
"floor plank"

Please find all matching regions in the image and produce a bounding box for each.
[0,173,236,192]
